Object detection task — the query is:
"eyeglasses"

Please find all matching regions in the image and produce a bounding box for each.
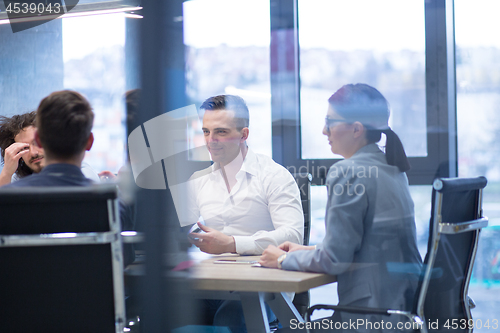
[324,117,347,128]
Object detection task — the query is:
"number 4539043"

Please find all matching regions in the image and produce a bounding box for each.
[444,319,498,330]
[6,2,62,15]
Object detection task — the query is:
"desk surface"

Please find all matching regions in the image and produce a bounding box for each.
[191,255,336,293]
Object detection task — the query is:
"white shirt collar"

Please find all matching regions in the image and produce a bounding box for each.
[210,147,258,178]
[239,148,259,177]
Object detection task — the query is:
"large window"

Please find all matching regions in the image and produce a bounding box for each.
[299,0,427,160]
[273,0,454,185]
[455,2,500,318]
[301,0,500,322]
[0,13,128,176]
[3,0,499,327]
[63,13,127,174]
[183,0,272,157]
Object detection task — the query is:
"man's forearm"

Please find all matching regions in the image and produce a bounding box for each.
[233,226,303,255]
[227,236,236,253]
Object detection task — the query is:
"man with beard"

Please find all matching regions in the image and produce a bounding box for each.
[0,111,99,186]
[0,111,44,186]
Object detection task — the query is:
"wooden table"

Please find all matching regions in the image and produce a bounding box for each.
[189,254,337,333]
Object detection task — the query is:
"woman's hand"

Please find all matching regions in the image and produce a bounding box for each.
[259,245,286,268]
[279,241,315,253]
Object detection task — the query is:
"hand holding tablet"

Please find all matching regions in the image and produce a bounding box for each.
[188,222,206,241]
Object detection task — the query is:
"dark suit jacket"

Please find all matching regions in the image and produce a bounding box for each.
[4,163,136,265]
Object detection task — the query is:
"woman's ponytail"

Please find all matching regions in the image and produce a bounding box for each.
[382,128,411,173]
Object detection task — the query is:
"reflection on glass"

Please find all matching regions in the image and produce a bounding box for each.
[183,0,272,157]
[63,13,127,173]
[299,0,426,159]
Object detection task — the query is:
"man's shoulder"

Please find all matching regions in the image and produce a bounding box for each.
[3,173,41,188]
[4,166,92,188]
[250,153,297,189]
[4,173,69,187]
[252,152,289,174]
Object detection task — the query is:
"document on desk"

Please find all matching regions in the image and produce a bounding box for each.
[213,259,259,265]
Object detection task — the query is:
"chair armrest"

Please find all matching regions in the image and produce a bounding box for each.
[121,231,145,243]
[439,217,488,234]
[306,304,391,322]
[468,296,476,309]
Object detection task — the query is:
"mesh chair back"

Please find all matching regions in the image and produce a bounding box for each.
[0,185,125,333]
[291,173,312,317]
[292,172,312,246]
[416,177,487,332]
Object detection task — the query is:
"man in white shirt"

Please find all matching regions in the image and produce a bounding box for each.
[186,94,304,255]
[184,95,304,332]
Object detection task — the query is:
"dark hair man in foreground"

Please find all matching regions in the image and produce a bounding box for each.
[2,90,135,265]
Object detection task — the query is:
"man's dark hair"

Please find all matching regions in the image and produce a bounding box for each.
[0,111,37,177]
[200,95,249,130]
[36,90,94,159]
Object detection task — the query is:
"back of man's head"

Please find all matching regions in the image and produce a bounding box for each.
[200,95,249,130]
[36,90,94,160]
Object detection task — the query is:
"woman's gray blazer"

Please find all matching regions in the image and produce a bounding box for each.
[283,144,422,332]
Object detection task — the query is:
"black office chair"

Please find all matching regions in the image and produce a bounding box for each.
[299,176,488,333]
[292,172,313,317]
[267,172,312,331]
[0,185,126,333]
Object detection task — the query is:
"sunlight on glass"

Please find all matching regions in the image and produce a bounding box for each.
[299,0,426,159]
[183,0,272,157]
[62,13,125,61]
[455,0,500,326]
[183,0,270,48]
[62,13,127,174]
[455,0,500,182]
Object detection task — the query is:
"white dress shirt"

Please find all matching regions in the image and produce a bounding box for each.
[80,161,100,182]
[185,148,304,255]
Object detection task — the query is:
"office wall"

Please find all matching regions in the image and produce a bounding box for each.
[0,20,63,174]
